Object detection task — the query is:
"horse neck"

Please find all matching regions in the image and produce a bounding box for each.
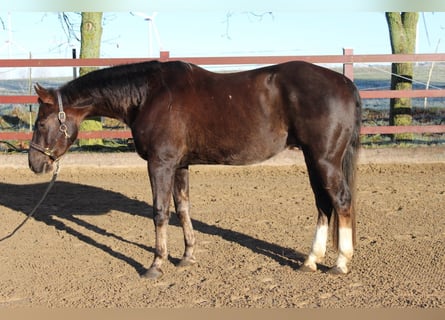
[61,80,141,125]
[61,61,169,125]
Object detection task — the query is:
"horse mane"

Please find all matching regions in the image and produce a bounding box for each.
[60,60,181,111]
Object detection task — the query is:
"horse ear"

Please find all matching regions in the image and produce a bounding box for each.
[34,83,55,105]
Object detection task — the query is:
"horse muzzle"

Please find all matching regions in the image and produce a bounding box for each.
[28,144,56,174]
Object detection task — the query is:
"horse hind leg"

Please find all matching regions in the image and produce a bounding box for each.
[302,157,355,274]
[321,160,355,274]
[301,169,333,272]
[329,178,355,275]
[173,167,196,267]
[301,211,330,272]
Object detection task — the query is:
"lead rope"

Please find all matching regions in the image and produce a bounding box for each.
[0,161,61,242]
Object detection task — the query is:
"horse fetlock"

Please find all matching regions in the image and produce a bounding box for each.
[331,251,352,275]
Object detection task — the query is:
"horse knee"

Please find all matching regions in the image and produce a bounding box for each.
[153,207,170,226]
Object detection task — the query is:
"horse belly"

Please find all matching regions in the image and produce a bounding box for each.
[190,127,288,165]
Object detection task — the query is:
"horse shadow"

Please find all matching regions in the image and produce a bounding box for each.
[0,180,308,275]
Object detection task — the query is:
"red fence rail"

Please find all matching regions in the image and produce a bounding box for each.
[1,51,445,142]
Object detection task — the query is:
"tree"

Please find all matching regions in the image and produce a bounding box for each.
[385,12,419,141]
[78,12,104,146]
[79,12,103,76]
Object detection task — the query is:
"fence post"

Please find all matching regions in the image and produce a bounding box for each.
[342,48,354,81]
[160,51,170,62]
[72,48,78,79]
[28,52,33,132]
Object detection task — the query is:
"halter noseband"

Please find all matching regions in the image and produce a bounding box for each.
[30,91,70,161]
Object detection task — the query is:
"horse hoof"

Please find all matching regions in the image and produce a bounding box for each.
[300,258,317,272]
[327,266,349,275]
[299,264,317,273]
[141,267,163,279]
[177,257,196,268]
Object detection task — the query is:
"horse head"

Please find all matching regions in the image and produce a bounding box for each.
[29,84,80,174]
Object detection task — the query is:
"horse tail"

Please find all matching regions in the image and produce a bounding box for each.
[333,84,361,250]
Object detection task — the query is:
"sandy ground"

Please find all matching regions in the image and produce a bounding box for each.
[0,147,444,308]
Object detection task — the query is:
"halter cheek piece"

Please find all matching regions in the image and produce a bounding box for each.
[30,91,71,161]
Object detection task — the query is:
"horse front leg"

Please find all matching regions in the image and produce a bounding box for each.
[142,163,175,279]
[173,167,196,267]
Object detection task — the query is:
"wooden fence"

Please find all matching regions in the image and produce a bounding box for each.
[1,50,445,141]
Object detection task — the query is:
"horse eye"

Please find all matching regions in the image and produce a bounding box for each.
[37,120,46,130]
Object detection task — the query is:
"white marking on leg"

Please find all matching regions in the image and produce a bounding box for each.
[304,224,328,271]
[311,224,328,261]
[335,227,353,273]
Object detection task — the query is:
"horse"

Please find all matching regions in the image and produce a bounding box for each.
[28,60,361,279]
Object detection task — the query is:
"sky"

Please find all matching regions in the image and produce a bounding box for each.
[0,1,445,78]
[2,12,444,59]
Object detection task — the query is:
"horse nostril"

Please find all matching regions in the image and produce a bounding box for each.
[42,162,53,174]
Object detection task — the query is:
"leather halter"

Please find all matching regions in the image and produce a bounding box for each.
[29,91,70,161]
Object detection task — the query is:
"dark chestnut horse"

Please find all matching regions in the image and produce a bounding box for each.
[29,60,361,279]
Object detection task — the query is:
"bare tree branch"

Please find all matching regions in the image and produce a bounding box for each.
[221,11,234,39]
[58,12,81,43]
[245,11,274,22]
[222,11,274,40]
